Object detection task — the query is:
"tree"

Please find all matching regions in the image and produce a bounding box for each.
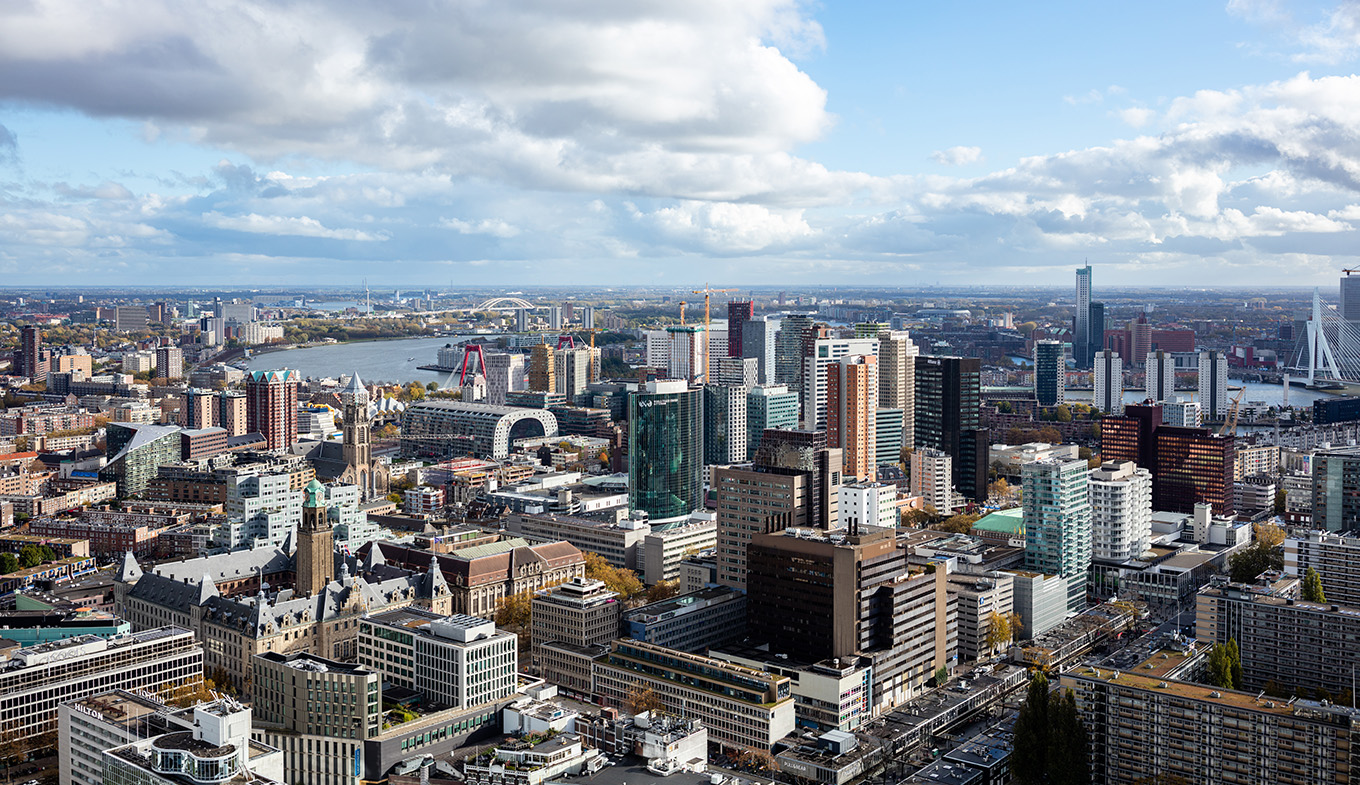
[1048,689,1091,785]
[0,720,24,784]
[426,381,439,391]
[984,610,1013,655]
[494,590,533,628]
[0,554,17,575]
[988,478,1010,500]
[1011,672,1051,785]
[1012,672,1091,785]
[1253,521,1285,549]
[625,684,664,715]
[17,545,39,569]
[1273,488,1288,516]
[1303,567,1327,603]
[645,579,680,603]
[583,551,644,599]
[935,512,981,534]
[934,666,950,687]
[1053,404,1073,423]
[167,675,219,708]
[1207,640,1242,690]
[1227,540,1283,583]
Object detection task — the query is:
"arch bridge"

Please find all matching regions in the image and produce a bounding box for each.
[474,297,534,310]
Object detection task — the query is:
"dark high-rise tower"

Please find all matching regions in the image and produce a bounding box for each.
[1075,265,1093,368]
[1034,340,1065,407]
[915,356,988,501]
[727,300,754,358]
[16,326,46,382]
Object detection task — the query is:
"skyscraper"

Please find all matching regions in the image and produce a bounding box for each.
[666,325,705,382]
[1198,350,1228,421]
[741,317,777,385]
[704,385,748,466]
[1075,265,1092,368]
[1145,349,1176,402]
[876,330,919,450]
[1343,270,1360,322]
[1100,403,1235,517]
[1034,340,1065,407]
[1088,461,1152,562]
[546,306,564,331]
[553,347,590,402]
[245,369,300,449]
[801,335,878,431]
[528,343,554,392]
[1088,301,1105,363]
[155,346,183,380]
[745,385,799,460]
[628,380,704,524]
[1023,457,1092,613]
[915,356,988,501]
[774,314,814,393]
[1092,350,1123,414]
[181,388,217,429]
[16,325,45,382]
[218,391,247,437]
[727,301,754,358]
[826,355,878,482]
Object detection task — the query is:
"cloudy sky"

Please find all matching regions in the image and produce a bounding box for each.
[4,1,1360,288]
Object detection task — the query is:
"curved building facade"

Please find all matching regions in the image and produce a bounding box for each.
[400,401,557,460]
[629,381,703,524]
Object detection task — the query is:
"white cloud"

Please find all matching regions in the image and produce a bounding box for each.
[1117,107,1156,128]
[440,217,521,238]
[631,200,817,253]
[931,146,983,166]
[203,212,387,241]
[0,1,843,203]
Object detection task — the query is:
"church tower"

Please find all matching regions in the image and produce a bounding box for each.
[297,479,333,598]
[341,373,373,497]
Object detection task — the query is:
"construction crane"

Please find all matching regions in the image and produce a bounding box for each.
[573,327,603,381]
[1219,386,1247,436]
[1345,269,1360,276]
[691,284,738,383]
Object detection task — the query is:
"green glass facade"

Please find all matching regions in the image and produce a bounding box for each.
[629,383,703,522]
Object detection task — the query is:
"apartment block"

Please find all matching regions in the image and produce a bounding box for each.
[1285,530,1360,607]
[592,640,796,750]
[1196,579,1360,698]
[1065,657,1360,785]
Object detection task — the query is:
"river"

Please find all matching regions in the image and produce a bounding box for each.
[244,335,477,385]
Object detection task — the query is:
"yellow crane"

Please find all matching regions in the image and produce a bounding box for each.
[573,327,603,381]
[1219,386,1247,436]
[692,284,738,383]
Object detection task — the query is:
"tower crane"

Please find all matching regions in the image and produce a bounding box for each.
[1219,386,1247,436]
[692,284,738,384]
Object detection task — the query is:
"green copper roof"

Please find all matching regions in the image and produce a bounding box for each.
[972,507,1024,534]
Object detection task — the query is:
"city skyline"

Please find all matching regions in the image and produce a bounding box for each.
[4,2,1360,286]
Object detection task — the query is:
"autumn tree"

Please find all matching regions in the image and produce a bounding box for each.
[984,610,1013,655]
[934,512,982,535]
[645,579,680,603]
[583,551,644,599]
[494,590,534,628]
[1253,521,1285,549]
[625,684,664,715]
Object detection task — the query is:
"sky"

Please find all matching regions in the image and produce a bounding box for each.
[4,0,1360,288]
